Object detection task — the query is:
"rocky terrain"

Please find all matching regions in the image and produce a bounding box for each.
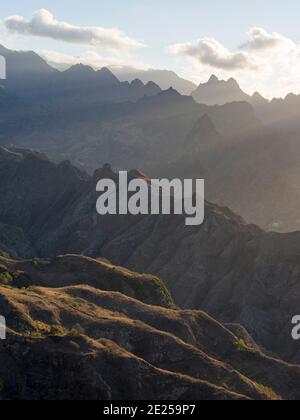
[1,253,300,400]
[1,148,300,366]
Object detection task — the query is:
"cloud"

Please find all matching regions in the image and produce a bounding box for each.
[168,28,300,98]
[168,37,258,71]
[40,49,148,71]
[243,27,294,52]
[4,9,144,51]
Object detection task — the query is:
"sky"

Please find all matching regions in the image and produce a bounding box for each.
[1,0,300,98]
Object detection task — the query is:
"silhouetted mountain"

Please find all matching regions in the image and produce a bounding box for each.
[0,78,261,177]
[0,45,161,103]
[110,66,197,95]
[156,115,221,179]
[257,93,300,125]
[192,75,268,107]
[46,64,161,105]
[251,91,269,107]
[59,64,120,87]
[202,124,300,231]
[0,44,56,82]
[1,44,300,234]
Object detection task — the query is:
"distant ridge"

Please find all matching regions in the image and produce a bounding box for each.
[192,75,268,107]
[0,43,56,82]
[0,44,161,103]
[109,66,197,95]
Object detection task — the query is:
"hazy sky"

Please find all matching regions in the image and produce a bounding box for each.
[1,0,300,97]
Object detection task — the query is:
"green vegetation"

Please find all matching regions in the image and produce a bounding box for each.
[234,339,252,352]
[0,271,13,285]
[49,325,67,336]
[68,327,81,337]
[153,276,176,308]
[256,384,280,400]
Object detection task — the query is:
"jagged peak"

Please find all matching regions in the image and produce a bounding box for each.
[131,78,144,88]
[252,91,263,98]
[98,66,112,74]
[159,86,181,97]
[128,168,149,181]
[190,114,218,137]
[225,77,241,89]
[93,163,116,180]
[96,67,120,83]
[285,92,298,100]
[198,113,215,128]
[145,81,161,90]
[208,74,219,83]
[251,91,269,104]
[97,67,118,77]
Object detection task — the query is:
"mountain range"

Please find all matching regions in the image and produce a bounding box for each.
[192,75,269,107]
[2,43,300,400]
[1,68,299,231]
[109,66,197,95]
[1,151,300,399]
[0,44,161,103]
[1,147,300,367]
[1,45,300,232]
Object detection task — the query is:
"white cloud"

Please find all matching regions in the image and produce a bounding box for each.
[168,37,258,71]
[4,9,144,51]
[243,27,294,52]
[168,28,300,98]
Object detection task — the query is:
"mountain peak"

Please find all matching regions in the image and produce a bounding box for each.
[65,64,94,75]
[160,86,181,97]
[145,81,161,90]
[96,67,120,85]
[131,78,144,88]
[208,75,219,83]
[187,114,219,143]
[193,75,250,106]
[198,113,216,130]
[93,163,116,180]
[228,77,240,87]
[251,91,269,105]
